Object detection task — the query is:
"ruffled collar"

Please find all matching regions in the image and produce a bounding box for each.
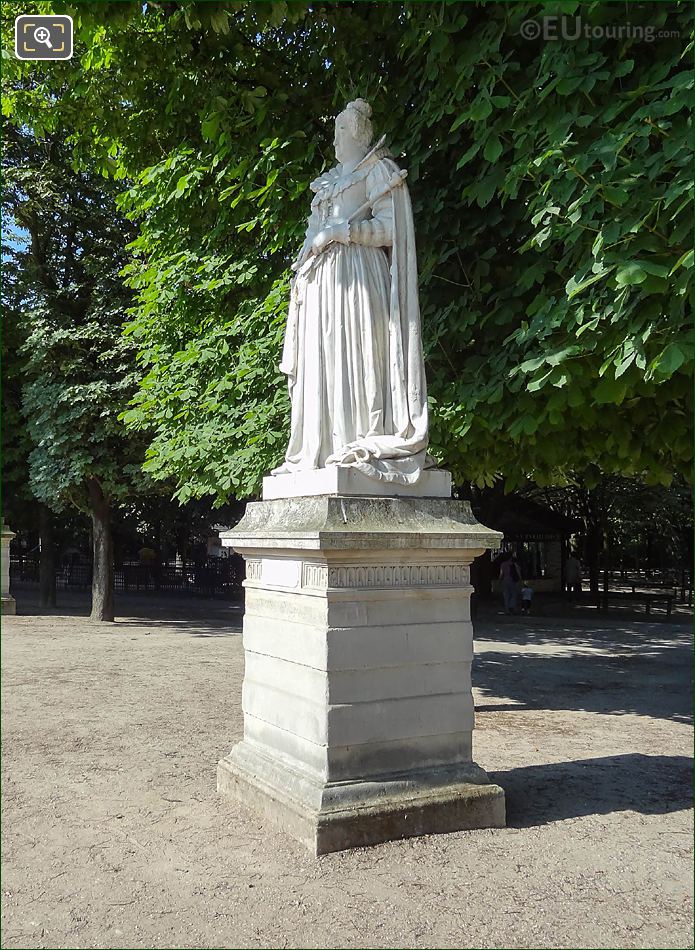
[310,136,390,206]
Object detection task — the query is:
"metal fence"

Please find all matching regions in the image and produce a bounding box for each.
[10,555,245,599]
[602,568,693,605]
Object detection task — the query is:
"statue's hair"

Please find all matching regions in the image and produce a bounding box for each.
[341,99,373,149]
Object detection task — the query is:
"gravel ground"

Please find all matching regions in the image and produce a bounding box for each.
[1,593,692,950]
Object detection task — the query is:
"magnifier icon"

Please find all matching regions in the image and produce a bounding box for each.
[33,26,53,49]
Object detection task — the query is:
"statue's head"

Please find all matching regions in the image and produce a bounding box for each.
[334,99,373,163]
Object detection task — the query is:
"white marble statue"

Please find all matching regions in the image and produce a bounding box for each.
[273,99,430,486]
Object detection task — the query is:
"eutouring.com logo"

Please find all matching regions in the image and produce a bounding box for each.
[520,16,681,44]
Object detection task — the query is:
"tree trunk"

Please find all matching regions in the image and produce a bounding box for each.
[38,503,57,608]
[470,549,492,598]
[88,478,114,622]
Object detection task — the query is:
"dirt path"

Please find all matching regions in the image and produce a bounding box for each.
[1,597,692,949]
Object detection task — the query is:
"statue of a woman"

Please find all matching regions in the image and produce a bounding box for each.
[273,99,429,487]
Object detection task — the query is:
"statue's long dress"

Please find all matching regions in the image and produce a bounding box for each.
[274,147,429,486]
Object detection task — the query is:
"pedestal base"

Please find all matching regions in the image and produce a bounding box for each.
[218,495,505,854]
[1,595,16,615]
[218,742,505,855]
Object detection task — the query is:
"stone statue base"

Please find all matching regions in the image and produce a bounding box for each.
[218,495,505,854]
[218,745,504,855]
[263,467,451,499]
[1,522,16,615]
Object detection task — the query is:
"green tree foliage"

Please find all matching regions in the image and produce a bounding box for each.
[3,126,144,510]
[1,246,33,523]
[3,1,692,503]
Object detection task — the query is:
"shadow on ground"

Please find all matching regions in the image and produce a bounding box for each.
[492,753,694,828]
[473,632,693,723]
[13,590,244,635]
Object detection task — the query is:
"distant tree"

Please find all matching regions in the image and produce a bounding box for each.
[1,249,33,521]
[3,137,66,606]
[2,123,147,620]
[529,475,693,591]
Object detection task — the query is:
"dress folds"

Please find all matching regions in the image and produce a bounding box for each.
[274,152,429,486]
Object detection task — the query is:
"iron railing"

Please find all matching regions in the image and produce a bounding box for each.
[9,555,245,599]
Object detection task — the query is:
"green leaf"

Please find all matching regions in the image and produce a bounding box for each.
[469,97,493,121]
[602,185,629,207]
[653,343,686,377]
[483,135,503,163]
[566,266,615,299]
[669,249,694,275]
[615,263,648,286]
[455,141,480,169]
[594,376,627,405]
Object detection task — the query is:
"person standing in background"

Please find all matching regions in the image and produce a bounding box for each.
[521,581,534,615]
[566,552,583,600]
[499,553,521,615]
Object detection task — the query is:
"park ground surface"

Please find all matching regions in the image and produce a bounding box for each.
[1,592,692,950]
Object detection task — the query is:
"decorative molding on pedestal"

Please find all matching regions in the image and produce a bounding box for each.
[246,559,262,582]
[244,560,473,591]
[328,562,469,589]
[302,561,328,590]
[246,559,471,592]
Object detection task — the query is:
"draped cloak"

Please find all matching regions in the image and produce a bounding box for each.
[274,149,430,486]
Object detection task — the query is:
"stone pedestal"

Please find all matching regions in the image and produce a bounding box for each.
[1,522,16,616]
[218,495,505,854]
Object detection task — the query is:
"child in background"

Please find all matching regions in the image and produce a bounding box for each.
[521,581,534,615]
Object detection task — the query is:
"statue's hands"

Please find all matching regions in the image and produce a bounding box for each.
[291,236,314,272]
[328,221,350,245]
[311,222,350,255]
[311,229,331,255]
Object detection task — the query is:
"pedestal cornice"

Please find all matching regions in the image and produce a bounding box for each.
[220,496,502,553]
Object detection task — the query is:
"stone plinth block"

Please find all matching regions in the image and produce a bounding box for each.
[218,495,505,854]
[263,466,452,500]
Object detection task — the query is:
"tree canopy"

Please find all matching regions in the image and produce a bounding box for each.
[3,0,693,504]
[3,123,145,513]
